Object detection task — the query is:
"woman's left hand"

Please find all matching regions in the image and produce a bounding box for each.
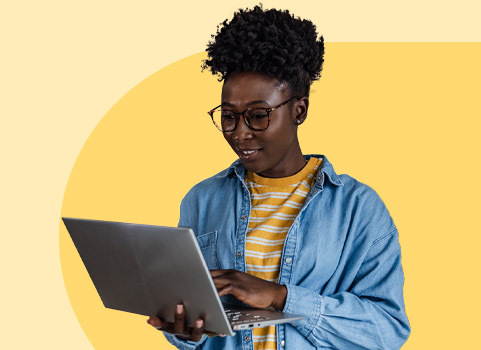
[210,269,287,310]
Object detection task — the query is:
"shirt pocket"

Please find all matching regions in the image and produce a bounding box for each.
[196,230,220,270]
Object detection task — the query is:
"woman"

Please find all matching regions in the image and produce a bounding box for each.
[148,5,410,350]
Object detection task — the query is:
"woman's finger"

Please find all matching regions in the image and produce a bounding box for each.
[217,283,235,296]
[173,304,185,334]
[147,316,162,329]
[190,319,204,342]
[210,269,234,277]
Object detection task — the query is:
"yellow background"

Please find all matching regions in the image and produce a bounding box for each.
[2,1,480,349]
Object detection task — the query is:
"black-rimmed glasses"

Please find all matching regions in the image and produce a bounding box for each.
[207,96,298,132]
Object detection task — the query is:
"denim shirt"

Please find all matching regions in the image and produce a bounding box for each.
[164,155,410,350]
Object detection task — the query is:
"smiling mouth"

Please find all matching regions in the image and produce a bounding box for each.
[236,148,262,159]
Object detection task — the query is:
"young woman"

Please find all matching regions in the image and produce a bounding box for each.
[148,6,410,350]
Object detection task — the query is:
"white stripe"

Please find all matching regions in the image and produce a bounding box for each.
[246,266,279,272]
[246,239,285,247]
[246,240,284,248]
[253,334,277,339]
[251,192,291,199]
[248,217,271,222]
[251,188,310,199]
[246,263,280,269]
[251,194,292,200]
[251,191,291,196]
[250,212,297,220]
[246,253,281,259]
[245,254,281,260]
[248,217,292,223]
[247,227,289,234]
[246,241,285,248]
[253,204,280,209]
[293,188,309,196]
[246,236,286,244]
[245,249,283,257]
[251,205,280,212]
[248,225,289,233]
[285,200,303,208]
[248,228,289,235]
[287,179,311,188]
[253,335,277,341]
[249,213,296,222]
[270,212,297,219]
[251,188,308,199]
[252,203,303,211]
[246,182,268,188]
[299,179,312,188]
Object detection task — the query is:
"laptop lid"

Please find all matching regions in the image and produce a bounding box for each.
[62,217,234,335]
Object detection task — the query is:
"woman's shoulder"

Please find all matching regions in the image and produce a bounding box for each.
[312,156,396,240]
[336,174,396,239]
[311,154,382,198]
[337,173,380,197]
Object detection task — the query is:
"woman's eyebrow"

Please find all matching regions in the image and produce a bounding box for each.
[246,100,270,106]
[221,100,270,107]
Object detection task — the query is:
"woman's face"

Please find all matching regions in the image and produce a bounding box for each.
[221,71,307,178]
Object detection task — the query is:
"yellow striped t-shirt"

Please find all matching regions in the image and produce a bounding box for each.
[245,157,322,350]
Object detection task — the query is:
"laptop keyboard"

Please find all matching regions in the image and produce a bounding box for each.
[225,309,273,325]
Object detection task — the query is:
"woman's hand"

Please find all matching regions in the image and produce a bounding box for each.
[211,269,287,310]
[147,304,205,341]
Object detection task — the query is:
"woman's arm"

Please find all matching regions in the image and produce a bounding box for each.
[167,176,412,348]
[208,229,410,349]
[282,229,410,350]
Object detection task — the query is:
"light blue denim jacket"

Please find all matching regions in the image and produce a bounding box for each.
[165,155,410,350]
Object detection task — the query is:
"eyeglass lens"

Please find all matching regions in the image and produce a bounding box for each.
[211,109,269,132]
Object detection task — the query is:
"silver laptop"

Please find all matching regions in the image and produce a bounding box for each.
[62,218,303,336]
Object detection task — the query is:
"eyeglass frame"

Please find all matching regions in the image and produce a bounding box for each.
[207,96,299,132]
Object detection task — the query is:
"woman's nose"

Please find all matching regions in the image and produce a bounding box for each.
[232,116,254,141]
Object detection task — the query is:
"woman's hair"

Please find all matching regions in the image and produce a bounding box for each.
[202,5,325,97]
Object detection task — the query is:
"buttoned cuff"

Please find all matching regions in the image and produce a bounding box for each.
[282,284,322,338]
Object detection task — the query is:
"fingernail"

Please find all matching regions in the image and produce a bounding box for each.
[176,304,183,314]
[220,333,226,337]
[195,319,204,328]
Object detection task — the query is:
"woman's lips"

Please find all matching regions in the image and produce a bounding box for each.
[237,148,262,160]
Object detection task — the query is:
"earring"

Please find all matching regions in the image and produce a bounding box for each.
[296,119,301,125]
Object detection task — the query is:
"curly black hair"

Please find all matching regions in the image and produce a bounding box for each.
[202,5,325,97]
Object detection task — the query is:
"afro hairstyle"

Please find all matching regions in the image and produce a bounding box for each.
[202,5,325,97]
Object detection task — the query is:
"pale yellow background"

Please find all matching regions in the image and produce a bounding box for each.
[1,1,480,349]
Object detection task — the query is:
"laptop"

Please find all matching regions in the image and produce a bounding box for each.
[62,217,303,336]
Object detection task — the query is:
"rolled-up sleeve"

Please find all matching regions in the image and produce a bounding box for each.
[163,333,206,350]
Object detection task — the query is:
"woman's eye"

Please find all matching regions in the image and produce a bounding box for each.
[251,111,268,119]
[221,113,236,120]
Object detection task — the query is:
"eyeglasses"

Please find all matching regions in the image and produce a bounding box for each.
[207,96,298,132]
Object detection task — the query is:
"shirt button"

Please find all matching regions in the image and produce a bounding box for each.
[280,340,285,346]
[241,215,247,220]
[285,257,292,264]
[244,335,251,342]
[236,251,242,258]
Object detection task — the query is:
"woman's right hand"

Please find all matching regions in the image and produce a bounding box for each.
[147,304,205,342]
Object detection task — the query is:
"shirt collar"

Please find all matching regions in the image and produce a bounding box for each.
[223,154,343,187]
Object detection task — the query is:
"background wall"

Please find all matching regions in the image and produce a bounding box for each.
[1,1,480,349]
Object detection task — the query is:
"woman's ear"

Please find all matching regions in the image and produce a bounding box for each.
[294,97,309,125]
